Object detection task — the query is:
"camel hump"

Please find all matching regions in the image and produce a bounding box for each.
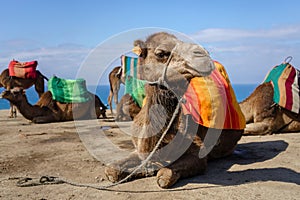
[36,91,54,107]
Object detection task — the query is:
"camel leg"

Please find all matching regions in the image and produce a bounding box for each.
[283,120,300,132]
[156,153,207,188]
[105,151,159,183]
[107,90,114,115]
[244,121,273,135]
[31,115,58,124]
[9,103,17,118]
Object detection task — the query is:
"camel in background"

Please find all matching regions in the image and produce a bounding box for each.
[239,82,300,135]
[0,68,48,118]
[107,66,124,115]
[0,87,106,123]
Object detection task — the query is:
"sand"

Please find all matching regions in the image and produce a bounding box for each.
[0,109,299,200]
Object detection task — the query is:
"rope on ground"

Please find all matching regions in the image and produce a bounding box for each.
[15,101,182,191]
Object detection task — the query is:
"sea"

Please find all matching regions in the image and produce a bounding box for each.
[0,84,257,110]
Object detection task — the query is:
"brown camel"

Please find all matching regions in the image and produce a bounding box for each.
[0,68,48,118]
[0,87,107,123]
[115,93,141,121]
[107,66,125,115]
[239,82,300,135]
[104,32,244,188]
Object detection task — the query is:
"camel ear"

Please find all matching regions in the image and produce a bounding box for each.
[133,40,147,58]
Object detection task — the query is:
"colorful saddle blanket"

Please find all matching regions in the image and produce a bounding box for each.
[121,55,146,107]
[48,76,92,103]
[8,60,38,79]
[263,62,300,114]
[182,61,246,130]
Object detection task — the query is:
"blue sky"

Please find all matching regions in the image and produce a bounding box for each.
[1,0,300,84]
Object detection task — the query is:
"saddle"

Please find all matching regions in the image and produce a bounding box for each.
[8,60,38,79]
[264,59,300,114]
[182,61,246,130]
[48,76,92,103]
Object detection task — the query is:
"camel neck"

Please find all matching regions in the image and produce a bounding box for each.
[13,97,36,121]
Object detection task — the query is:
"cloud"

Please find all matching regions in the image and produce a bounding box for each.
[0,42,92,80]
[190,25,300,43]
[189,25,300,84]
[1,25,300,85]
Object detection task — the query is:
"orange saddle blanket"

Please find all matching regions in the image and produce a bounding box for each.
[182,61,246,130]
[8,60,38,79]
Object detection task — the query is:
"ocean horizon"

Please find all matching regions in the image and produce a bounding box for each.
[0,84,258,110]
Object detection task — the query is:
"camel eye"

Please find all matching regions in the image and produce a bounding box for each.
[157,52,165,58]
[155,50,170,59]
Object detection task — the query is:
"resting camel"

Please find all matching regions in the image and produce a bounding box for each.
[239,82,300,135]
[0,87,107,123]
[104,32,244,188]
[115,93,141,121]
[0,68,48,118]
[107,66,124,115]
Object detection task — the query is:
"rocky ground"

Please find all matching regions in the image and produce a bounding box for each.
[0,110,299,200]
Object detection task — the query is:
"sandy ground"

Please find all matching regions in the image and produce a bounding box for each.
[0,109,299,200]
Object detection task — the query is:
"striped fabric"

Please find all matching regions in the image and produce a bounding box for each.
[121,55,142,80]
[48,76,92,103]
[8,60,38,79]
[182,61,246,130]
[264,63,300,114]
[121,55,146,107]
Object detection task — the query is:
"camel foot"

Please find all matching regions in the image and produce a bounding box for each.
[156,168,180,189]
[105,167,119,183]
[104,164,128,183]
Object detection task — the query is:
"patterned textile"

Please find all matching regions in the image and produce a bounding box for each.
[121,55,146,107]
[48,76,91,103]
[182,61,246,130]
[8,60,38,79]
[264,63,300,114]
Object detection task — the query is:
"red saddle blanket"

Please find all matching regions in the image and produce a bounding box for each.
[8,60,38,79]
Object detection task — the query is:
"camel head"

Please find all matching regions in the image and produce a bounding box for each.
[0,87,26,105]
[134,32,215,91]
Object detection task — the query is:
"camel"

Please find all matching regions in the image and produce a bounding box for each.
[0,68,48,118]
[115,93,141,121]
[239,82,300,135]
[107,66,124,115]
[104,32,244,188]
[0,87,107,123]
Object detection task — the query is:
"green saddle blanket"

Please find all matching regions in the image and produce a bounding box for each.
[48,76,92,103]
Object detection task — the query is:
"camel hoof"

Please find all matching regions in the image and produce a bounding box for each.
[156,168,180,189]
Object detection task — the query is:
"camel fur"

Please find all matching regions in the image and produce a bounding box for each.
[0,68,48,118]
[104,32,244,188]
[0,87,107,123]
[107,66,124,115]
[115,93,141,121]
[239,82,300,135]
